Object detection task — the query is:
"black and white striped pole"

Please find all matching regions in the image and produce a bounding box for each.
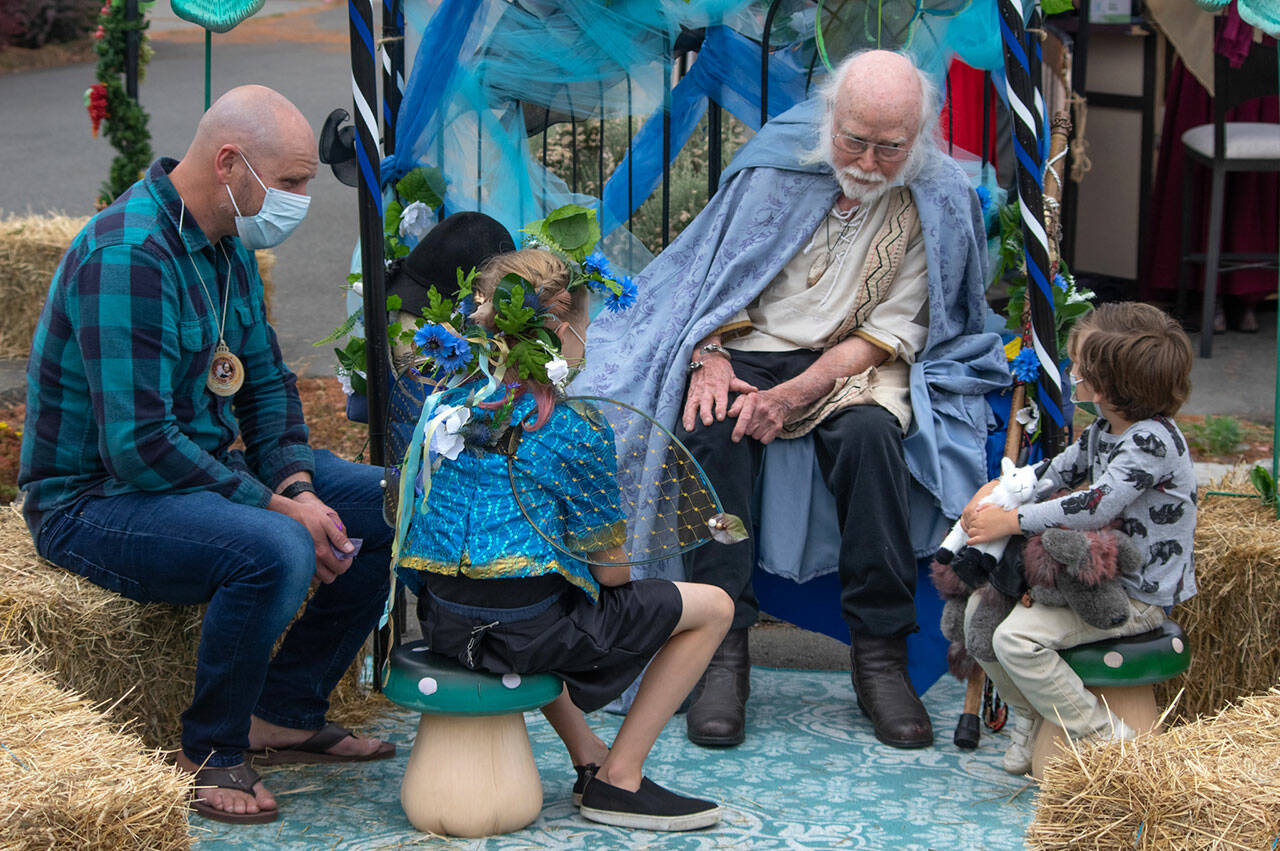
[999,0,1064,455]
[348,0,389,468]
[381,0,404,157]
[348,0,393,683]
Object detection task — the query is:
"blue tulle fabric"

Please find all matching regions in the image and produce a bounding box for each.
[396,393,625,603]
[384,0,1017,268]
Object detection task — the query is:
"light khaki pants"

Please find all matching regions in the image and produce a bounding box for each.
[964,592,1165,739]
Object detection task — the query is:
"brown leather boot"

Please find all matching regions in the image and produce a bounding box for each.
[686,627,750,747]
[850,634,933,748]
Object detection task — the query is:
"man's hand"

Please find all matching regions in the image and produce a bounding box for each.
[270,491,355,583]
[681,355,758,432]
[727,387,794,444]
[965,504,1021,546]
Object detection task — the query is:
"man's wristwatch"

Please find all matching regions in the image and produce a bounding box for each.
[280,480,317,500]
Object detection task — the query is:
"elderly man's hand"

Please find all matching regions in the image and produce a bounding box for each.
[682,356,758,433]
[727,387,794,444]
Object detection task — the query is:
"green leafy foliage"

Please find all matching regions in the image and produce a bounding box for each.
[493,278,537,335]
[1187,415,1245,457]
[996,199,1094,357]
[526,205,602,263]
[506,339,550,383]
[420,287,458,326]
[334,338,367,395]
[396,166,445,208]
[93,0,154,205]
[1251,464,1277,507]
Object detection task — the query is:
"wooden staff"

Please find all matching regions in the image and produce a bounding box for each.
[954,111,1073,750]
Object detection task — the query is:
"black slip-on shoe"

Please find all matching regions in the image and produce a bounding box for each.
[571,763,599,807]
[579,776,721,832]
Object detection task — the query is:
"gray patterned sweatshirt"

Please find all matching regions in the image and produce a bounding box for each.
[1018,416,1197,607]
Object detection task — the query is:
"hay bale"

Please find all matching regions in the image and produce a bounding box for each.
[0,212,275,360]
[0,503,389,751]
[0,213,88,359]
[1154,481,1280,722]
[0,651,193,850]
[1027,689,1280,849]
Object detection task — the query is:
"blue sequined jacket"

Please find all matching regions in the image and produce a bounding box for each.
[397,395,625,602]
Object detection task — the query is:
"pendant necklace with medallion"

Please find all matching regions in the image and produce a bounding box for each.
[179,201,244,396]
[807,201,868,287]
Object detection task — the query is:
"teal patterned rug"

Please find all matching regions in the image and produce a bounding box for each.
[192,669,1035,849]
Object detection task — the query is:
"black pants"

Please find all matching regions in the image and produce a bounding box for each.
[679,349,917,638]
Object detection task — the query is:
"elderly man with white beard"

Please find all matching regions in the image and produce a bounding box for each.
[578,50,1009,750]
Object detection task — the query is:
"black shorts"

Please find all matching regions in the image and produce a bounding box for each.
[418,578,683,713]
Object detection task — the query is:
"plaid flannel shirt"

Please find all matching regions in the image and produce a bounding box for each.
[19,158,314,537]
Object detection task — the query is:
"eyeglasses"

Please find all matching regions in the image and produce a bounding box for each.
[831,133,910,163]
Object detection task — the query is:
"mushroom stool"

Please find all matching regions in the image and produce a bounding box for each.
[384,640,563,837]
[1030,620,1190,779]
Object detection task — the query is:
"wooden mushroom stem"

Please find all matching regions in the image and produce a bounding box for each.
[401,712,544,838]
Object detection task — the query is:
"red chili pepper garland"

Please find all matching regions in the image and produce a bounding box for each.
[86,0,154,205]
[86,82,109,138]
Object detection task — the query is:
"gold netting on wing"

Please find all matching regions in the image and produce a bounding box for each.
[506,397,723,566]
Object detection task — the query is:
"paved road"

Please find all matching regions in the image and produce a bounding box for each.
[2,0,359,380]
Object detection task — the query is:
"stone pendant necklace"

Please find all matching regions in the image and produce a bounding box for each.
[179,201,244,396]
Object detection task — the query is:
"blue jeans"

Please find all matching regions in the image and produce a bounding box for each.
[35,450,392,767]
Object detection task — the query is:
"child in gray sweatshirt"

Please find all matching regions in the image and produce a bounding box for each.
[962,301,1196,773]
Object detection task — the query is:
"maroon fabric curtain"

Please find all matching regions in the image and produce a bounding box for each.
[1141,48,1278,306]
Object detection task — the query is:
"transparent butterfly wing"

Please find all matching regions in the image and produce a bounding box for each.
[505,396,744,566]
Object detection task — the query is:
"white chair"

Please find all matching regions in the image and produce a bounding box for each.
[1176,21,1279,357]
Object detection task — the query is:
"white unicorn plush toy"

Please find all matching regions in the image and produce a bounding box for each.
[935,457,1039,576]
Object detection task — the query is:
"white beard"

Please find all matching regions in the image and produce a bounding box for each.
[835,165,891,205]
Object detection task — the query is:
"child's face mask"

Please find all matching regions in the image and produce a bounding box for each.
[1069,371,1099,417]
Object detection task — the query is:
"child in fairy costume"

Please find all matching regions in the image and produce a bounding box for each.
[394,247,733,832]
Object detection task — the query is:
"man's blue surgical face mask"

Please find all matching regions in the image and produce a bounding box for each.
[1069,371,1099,417]
[226,151,310,250]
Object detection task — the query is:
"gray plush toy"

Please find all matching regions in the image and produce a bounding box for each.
[932,527,1139,679]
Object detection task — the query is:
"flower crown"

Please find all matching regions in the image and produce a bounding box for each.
[407,204,634,389]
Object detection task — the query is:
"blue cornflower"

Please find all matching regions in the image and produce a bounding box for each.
[582,249,614,280]
[458,294,476,317]
[1010,347,1040,383]
[606,275,637,313]
[975,184,992,214]
[414,324,472,372]
[1053,273,1070,292]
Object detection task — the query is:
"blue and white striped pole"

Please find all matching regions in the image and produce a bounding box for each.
[999,0,1064,455]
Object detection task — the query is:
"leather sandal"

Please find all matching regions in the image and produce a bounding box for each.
[686,627,750,747]
[248,721,395,766]
[190,762,278,824]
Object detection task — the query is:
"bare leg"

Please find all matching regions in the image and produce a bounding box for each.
[541,688,610,767]
[595,582,733,791]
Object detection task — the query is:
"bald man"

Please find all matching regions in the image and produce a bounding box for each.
[20,85,394,824]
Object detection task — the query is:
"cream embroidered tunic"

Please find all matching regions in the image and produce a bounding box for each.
[721,189,930,432]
